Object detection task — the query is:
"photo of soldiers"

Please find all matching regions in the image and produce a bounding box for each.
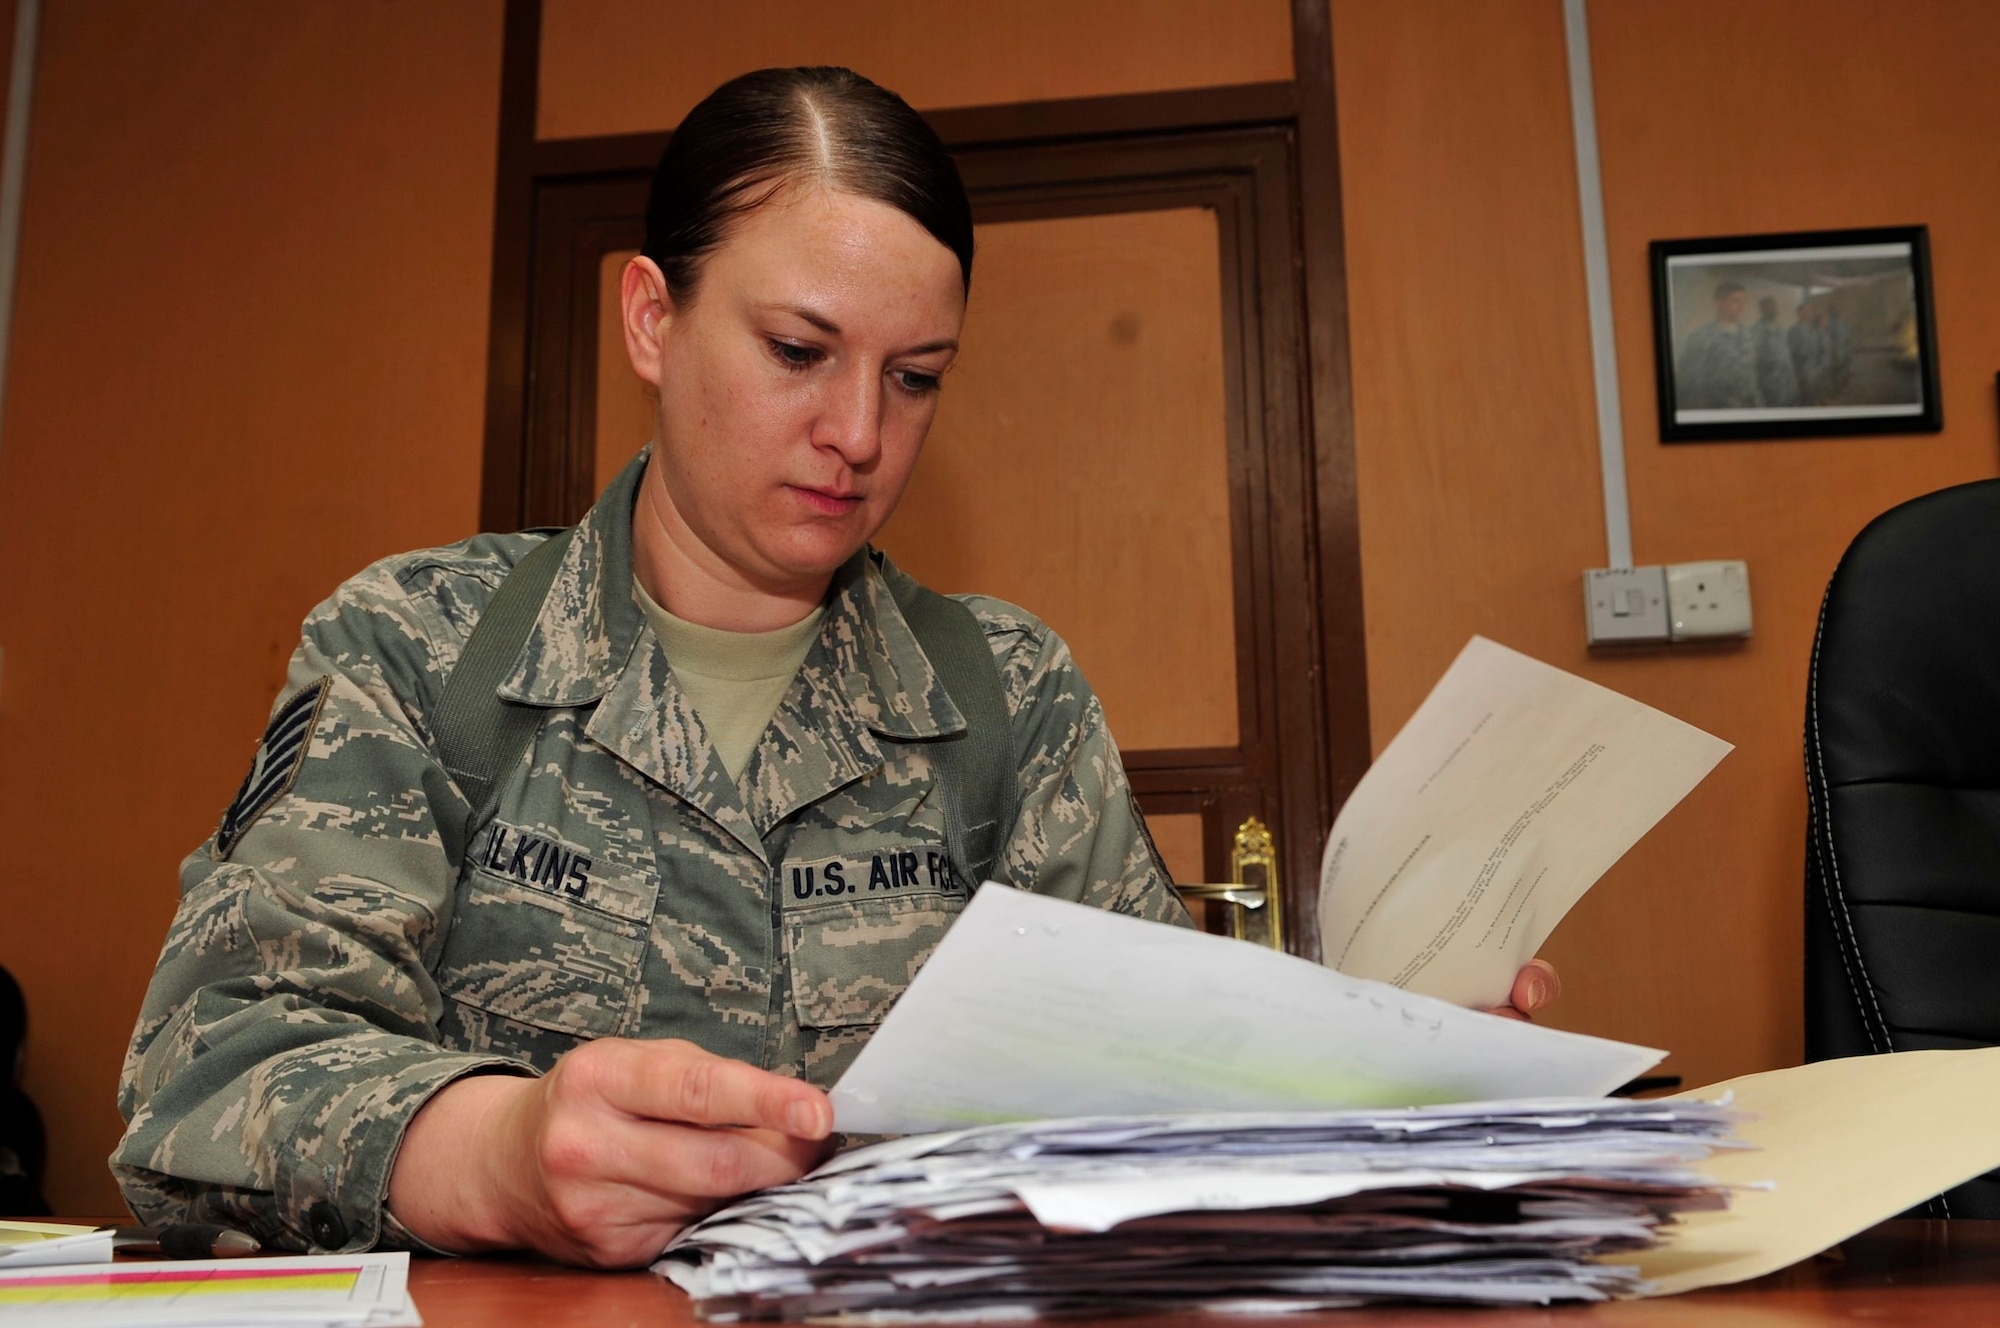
[1651,229,1940,441]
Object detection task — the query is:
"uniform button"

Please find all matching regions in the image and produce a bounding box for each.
[307,1200,348,1249]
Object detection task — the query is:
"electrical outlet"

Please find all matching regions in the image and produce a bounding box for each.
[1665,560,1752,641]
[1583,567,1671,646]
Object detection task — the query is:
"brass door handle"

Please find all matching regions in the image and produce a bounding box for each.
[1175,816,1283,950]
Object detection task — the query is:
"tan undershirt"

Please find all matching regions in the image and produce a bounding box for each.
[633,581,825,783]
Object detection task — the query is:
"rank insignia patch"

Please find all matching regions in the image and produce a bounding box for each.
[216,676,331,858]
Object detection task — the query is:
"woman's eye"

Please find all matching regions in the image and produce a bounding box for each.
[893,369,942,396]
[767,339,820,370]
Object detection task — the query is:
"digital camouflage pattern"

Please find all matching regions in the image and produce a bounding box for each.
[114,450,1188,1254]
[1675,319,1759,409]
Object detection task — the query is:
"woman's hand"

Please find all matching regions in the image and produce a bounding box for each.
[1482,958,1561,1022]
[388,1038,833,1267]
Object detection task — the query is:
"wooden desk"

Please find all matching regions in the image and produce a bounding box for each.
[50,1218,2000,1324]
[394,1220,2000,1326]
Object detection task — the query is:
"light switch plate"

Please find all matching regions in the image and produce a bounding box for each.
[1584,566,1671,646]
[1665,560,1752,640]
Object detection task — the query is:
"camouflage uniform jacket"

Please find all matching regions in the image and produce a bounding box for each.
[113,451,1187,1254]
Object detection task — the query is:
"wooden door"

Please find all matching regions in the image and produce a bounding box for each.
[490,106,1355,958]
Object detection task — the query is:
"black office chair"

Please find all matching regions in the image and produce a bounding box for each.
[1805,477,2000,1218]
[0,965,50,1216]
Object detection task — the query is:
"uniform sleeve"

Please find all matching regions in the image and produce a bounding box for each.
[970,601,1192,928]
[112,559,534,1254]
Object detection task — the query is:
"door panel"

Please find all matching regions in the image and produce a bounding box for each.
[877,208,1238,753]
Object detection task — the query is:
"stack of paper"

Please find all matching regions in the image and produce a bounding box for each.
[657,1099,1737,1318]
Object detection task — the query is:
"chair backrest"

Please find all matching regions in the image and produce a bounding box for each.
[1805,477,2000,1217]
[0,965,50,1216]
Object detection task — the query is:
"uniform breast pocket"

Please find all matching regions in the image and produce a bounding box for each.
[435,824,659,1046]
[781,844,966,1030]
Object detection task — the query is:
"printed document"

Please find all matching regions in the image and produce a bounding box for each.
[1319,636,1731,1006]
[831,886,1662,1135]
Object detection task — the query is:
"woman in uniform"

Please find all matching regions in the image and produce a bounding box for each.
[114,67,1558,1269]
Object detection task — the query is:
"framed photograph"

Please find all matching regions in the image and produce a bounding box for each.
[1649,225,1941,442]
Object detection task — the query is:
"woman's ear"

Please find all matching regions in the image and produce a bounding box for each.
[620,256,673,389]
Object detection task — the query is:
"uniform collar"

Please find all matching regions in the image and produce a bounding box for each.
[728,553,965,837]
[497,447,650,707]
[497,448,966,744]
[822,549,965,741]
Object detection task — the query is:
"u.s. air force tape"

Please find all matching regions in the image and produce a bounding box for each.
[215,676,331,858]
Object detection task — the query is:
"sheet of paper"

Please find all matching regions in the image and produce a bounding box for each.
[1010,1165,1575,1232]
[0,1250,419,1326]
[831,884,1663,1134]
[1318,636,1732,1007]
[0,1221,112,1268]
[1631,1047,2000,1296]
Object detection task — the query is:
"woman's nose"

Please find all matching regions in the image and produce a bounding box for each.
[813,366,883,464]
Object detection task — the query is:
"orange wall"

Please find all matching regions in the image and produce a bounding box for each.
[0,2,503,1214]
[538,0,1293,139]
[9,0,1998,1217]
[1332,0,2000,1092]
[0,0,1290,1224]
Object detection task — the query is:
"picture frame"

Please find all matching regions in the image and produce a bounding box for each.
[1649,225,1942,443]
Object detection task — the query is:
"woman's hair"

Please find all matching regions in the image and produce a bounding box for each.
[643,67,974,303]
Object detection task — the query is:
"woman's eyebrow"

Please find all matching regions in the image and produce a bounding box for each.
[762,301,957,355]
[765,301,842,334]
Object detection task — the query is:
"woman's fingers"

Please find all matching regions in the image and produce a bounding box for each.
[567,1037,833,1139]
[567,1118,829,1201]
[498,1042,839,1265]
[1477,959,1563,1021]
[1510,958,1561,1015]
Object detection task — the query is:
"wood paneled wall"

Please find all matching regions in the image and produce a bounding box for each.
[537,0,1293,139]
[0,2,504,1215]
[0,0,1293,1222]
[1331,0,2000,1091]
[9,0,1999,1215]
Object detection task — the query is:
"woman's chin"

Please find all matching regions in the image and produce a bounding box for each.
[750,535,871,592]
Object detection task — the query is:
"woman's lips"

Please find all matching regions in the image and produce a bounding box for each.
[790,484,862,515]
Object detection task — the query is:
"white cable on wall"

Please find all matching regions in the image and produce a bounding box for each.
[1562,0,1633,571]
[0,0,40,465]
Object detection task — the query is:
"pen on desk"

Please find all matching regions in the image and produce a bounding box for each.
[110,1223,262,1258]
